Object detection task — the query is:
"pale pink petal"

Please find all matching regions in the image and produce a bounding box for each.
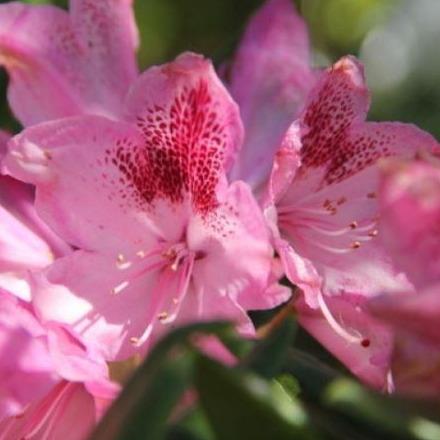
[0,382,96,440]
[0,203,53,272]
[0,0,137,126]
[0,172,70,299]
[229,0,316,189]
[188,181,284,312]
[69,0,139,112]
[263,121,304,207]
[0,175,71,259]
[295,293,394,390]
[379,157,440,289]
[3,116,157,254]
[275,237,321,308]
[30,251,156,361]
[0,289,57,420]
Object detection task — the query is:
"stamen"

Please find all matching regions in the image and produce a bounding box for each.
[157,311,168,321]
[317,292,364,345]
[111,280,129,295]
[130,324,153,347]
[351,241,361,249]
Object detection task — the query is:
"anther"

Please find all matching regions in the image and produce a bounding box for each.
[351,241,361,249]
[361,339,371,348]
[368,230,379,237]
[111,280,129,295]
[349,221,358,230]
[158,311,169,321]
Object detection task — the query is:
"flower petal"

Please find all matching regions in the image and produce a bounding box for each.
[187,181,279,312]
[379,157,440,289]
[3,116,161,254]
[31,251,156,361]
[125,52,244,210]
[0,0,138,126]
[0,382,96,440]
[228,0,316,189]
[0,289,56,420]
[295,293,394,390]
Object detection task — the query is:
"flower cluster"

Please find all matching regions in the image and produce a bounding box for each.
[0,0,438,437]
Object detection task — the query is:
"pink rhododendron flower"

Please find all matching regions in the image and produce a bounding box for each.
[0,0,138,126]
[2,53,289,362]
[267,57,439,388]
[369,156,440,396]
[228,0,317,192]
[0,287,118,439]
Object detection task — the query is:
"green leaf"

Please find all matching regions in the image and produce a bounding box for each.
[242,316,297,379]
[90,321,233,440]
[195,355,313,440]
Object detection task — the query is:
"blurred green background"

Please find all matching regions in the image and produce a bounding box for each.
[1,0,439,139]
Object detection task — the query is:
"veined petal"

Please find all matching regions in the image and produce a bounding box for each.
[229,0,316,189]
[0,0,138,126]
[0,381,96,440]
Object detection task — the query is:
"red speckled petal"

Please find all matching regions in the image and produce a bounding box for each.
[229,0,316,189]
[0,1,137,126]
[299,56,369,184]
[125,52,244,214]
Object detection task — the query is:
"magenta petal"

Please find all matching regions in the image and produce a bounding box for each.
[229,0,316,189]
